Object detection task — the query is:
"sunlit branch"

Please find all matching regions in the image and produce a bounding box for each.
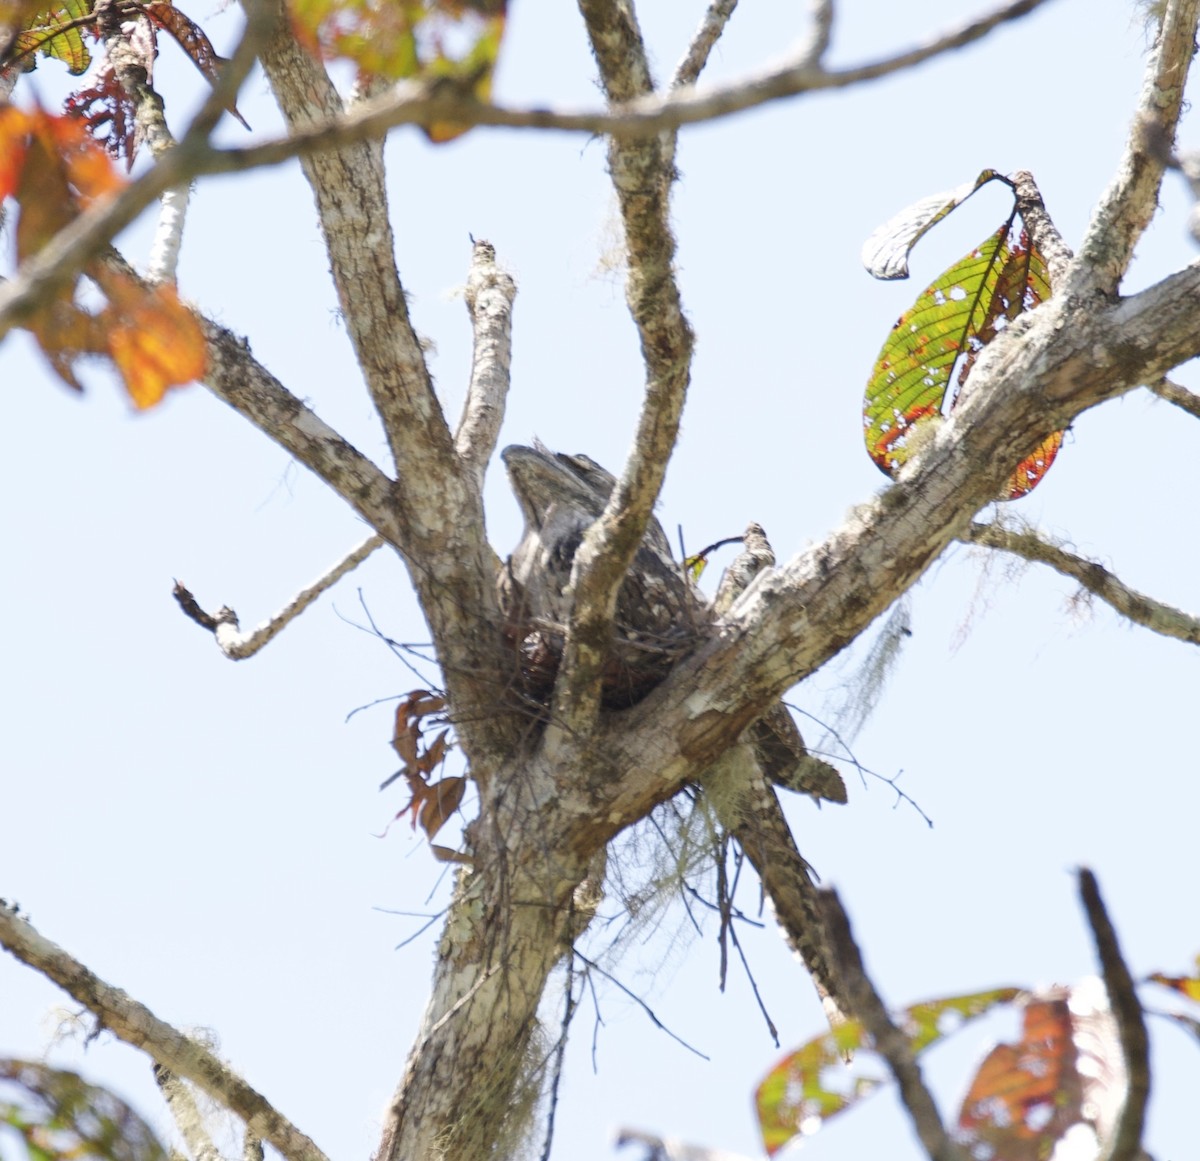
[962,521,1200,645]
[1145,374,1200,419]
[208,0,1049,155]
[670,0,739,90]
[797,0,835,69]
[99,10,190,282]
[821,890,967,1161]
[454,239,517,492]
[154,1066,224,1161]
[1077,870,1151,1161]
[662,0,739,181]
[173,534,385,659]
[548,0,693,738]
[0,0,1050,344]
[0,903,330,1161]
[201,320,399,532]
[1068,0,1200,295]
[1011,170,1073,283]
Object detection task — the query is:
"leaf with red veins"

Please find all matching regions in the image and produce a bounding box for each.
[65,64,137,166]
[143,0,250,129]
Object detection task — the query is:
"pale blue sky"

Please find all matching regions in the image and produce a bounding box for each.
[3,2,1199,1159]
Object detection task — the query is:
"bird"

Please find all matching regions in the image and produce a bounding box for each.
[498,443,845,805]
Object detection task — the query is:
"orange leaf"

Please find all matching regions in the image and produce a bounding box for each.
[957,996,1084,1161]
[417,776,465,840]
[0,104,31,200]
[90,268,206,407]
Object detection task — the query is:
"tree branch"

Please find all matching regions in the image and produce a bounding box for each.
[0,903,329,1161]
[154,1066,224,1161]
[670,0,739,90]
[0,0,1051,343]
[200,321,399,531]
[254,0,446,477]
[1068,0,1200,295]
[963,520,1200,645]
[821,889,967,1161]
[173,534,385,659]
[550,0,693,736]
[591,255,1200,841]
[1145,374,1200,419]
[454,239,517,493]
[195,0,1052,169]
[1077,869,1151,1161]
[254,7,513,759]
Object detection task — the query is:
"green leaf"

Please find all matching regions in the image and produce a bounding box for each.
[862,169,1003,281]
[754,986,1022,1157]
[0,1059,168,1161]
[862,215,1061,499]
[13,0,92,74]
[863,219,1014,476]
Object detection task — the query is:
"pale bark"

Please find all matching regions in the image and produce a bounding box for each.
[5,3,1199,1161]
[0,904,328,1161]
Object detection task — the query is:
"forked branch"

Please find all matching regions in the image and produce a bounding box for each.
[0,903,329,1161]
[963,521,1200,645]
[174,534,385,659]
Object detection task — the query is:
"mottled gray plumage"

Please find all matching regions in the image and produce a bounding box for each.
[498,444,845,805]
[499,444,700,706]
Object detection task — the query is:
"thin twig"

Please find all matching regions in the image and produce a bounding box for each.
[173,534,384,659]
[821,888,966,1161]
[573,950,710,1060]
[963,521,1200,645]
[0,903,329,1161]
[454,239,517,491]
[1077,869,1152,1161]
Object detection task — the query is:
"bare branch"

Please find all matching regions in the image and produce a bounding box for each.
[1069,0,1200,295]
[154,1066,225,1161]
[821,889,967,1161]
[455,239,517,491]
[551,0,693,736]
[1077,869,1151,1161]
[1010,169,1074,283]
[255,0,451,482]
[147,184,189,283]
[1145,374,1200,419]
[670,0,738,90]
[196,0,1051,165]
[963,520,1200,645]
[593,254,1200,840]
[0,903,329,1161]
[253,9,513,759]
[796,0,835,70]
[93,3,190,282]
[201,321,399,531]
[0,0,1051,344]
[174,534,385,659]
